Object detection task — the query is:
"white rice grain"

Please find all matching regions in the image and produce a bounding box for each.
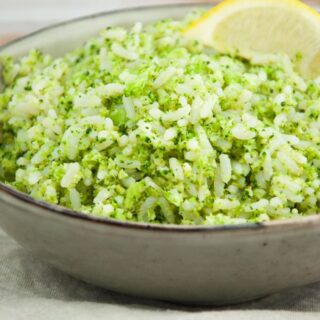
[70,188,81,209]
[111,43,138,61]
[163,127,177,141]
[213,198,240,211]
[123,97,135,119]
[154,67,176,88]
[219,154,232,183]
[94,189,113,204]
[169,158,184,181]
[61,163,81,188]
[231,124,256,140]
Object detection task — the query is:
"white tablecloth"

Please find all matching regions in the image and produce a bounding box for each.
[0,228,320,319]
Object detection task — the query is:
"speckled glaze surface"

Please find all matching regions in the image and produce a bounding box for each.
[1,3,320,306]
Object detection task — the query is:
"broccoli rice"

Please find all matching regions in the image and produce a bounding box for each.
[0,14,320,225]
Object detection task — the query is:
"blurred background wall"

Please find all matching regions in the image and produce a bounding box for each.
[0,0,319,44]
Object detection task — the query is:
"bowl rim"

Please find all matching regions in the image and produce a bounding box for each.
[0,2,319,233]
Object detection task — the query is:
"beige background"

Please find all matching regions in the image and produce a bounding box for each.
[0,0,318,43]
[0,0,216,42]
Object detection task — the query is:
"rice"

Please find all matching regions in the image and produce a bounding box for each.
[163,127,177,141]
[93,189,113,204]
[169,158,184,181]
[101,27,127,41]
[231,124,256,140]
[219,154,232,183]
[98,83,125,97]
[73,93,101,109]
[213,198,240,211]
[111,43,138,61]
[70,188,81,209]
[154,67,177,88]
[60,163,82,188]
[122,97,135,119]
[1,13,320,225]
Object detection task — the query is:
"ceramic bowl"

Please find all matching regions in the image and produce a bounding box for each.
[1,3,320,306]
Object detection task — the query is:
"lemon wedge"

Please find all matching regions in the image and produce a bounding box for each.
[184,0,320,78]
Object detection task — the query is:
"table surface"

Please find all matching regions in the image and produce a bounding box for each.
[1,0,320,319]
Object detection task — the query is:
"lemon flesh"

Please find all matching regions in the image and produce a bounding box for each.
[184,0,320,79]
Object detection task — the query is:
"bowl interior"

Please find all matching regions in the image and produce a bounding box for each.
[0,3,209,58]
[0,2,319,231]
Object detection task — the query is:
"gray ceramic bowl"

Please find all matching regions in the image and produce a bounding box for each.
[1,3,320,306]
